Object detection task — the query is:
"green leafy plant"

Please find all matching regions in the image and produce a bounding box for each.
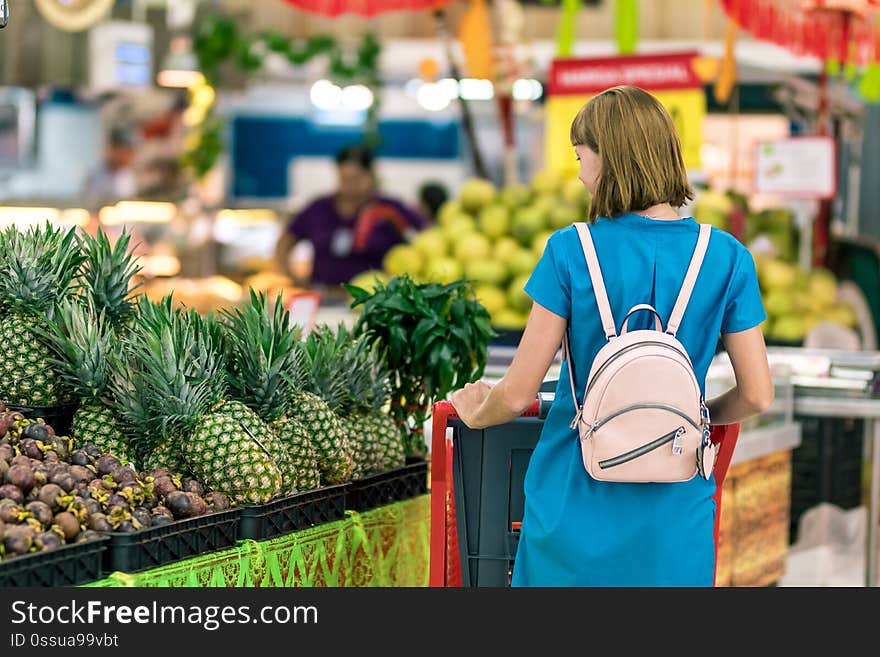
[346,274,495,456]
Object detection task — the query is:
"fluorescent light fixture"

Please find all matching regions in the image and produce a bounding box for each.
[459,78,494,101]
[437,78,460,99]
[215,209,279,225]
[342,84,374,111]
[59,209,90,227]
[416,82,451,112]
[0,206,61,229]
[512,78,543,101]
[99,201,177,226]
[310,79,343,110]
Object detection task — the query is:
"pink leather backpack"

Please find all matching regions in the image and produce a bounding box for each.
[563,222,716,483]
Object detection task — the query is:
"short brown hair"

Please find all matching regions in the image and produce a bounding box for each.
[570,85,694,222]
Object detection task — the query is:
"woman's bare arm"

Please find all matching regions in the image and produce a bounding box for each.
[451,302,566,429]
[706,326,774,425]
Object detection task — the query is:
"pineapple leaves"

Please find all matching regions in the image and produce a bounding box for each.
[221,292,306,423]
[0,222,86,317]
[79,227,143,327]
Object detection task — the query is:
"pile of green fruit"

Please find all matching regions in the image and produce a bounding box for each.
[352,171,591,331]
[756,257,858,343]
[0,407,226,560]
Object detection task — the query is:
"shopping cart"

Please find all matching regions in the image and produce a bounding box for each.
[429,393,740,587]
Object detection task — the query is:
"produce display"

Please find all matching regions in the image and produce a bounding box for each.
[0,409,226,560]
[353,172,591,331]
[693,189,859,344]
[0,223,417,515]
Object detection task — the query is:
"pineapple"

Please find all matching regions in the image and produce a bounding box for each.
[0,223,86,407]
[41,300,133,463]
[358,341,406,471]
[302,326,389,480]
[126,298,282,503]
[292,327,355,484]
[222,292,319,494]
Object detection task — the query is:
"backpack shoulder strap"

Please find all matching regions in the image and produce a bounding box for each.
[666,223,711,337]
[574,222,617,340]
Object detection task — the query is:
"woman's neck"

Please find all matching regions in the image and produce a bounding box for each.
[633,203,679,220]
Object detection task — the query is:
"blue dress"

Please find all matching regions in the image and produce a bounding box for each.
[512,213,766,587]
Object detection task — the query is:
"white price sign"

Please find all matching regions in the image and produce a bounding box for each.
[755,137,836,199]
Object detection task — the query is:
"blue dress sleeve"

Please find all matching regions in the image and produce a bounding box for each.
[721,248,767,334]
[524,231,571,320]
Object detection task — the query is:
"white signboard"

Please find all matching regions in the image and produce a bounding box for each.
[755,137,836,199]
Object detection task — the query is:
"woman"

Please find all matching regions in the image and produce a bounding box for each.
[275,145,428,289]
[450,86,774,586]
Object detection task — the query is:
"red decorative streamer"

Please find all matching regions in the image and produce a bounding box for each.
[720,0,880,65]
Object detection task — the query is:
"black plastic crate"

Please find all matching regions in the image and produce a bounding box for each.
[102,509,239,574]
[345,458,429,513]
[448,412,544,587]
[238,484,347,540]
[6,404,77,438]
[789,416,864,542]
[0,537,109,587]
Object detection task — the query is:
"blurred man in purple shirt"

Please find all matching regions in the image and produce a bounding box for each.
[276,145,429,288]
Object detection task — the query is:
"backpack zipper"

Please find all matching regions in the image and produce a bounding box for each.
[598,426,686,469]
[584,341,693,398]
[583,402,701,436]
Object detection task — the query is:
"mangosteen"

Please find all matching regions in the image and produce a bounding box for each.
[0,484,24,505]
[96,455,121,477]
[43,451,59,464]
[21,423,50,442]
[165,490,199,519]
[182,479,205,497]
[69,450,91,467]
[20,439,43,461]
[25,501,53,527]
[49,436,70,460]
[52,511,80,540]
[77,530,99,542]
[106,493,128,508]
[10,455,30,468]
[34,531,62,551]
[68,465,93,484]
[111,466,135,485]
[207,492,231,511]
[0,411,25,436]
[38,484,65,511]
[52,474,76,493]
[188,492,207,517]
[150,467,171,479]
[0,460,8,482]
[132,507,151,528]
[83,499,102,516]
[0,499,22,523]
[88,513,113,532]
[117,519,137,533]
[152,476,177,498]
[5,463,35,493]
[150,513,172,527]
[82,444,102,459]
[3,525,33,556]
[0,444,13,463]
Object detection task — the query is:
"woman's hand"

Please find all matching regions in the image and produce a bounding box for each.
[450,380,494,429]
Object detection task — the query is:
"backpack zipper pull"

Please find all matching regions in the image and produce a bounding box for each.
[671,426,686,455]
[569,407,583,431]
